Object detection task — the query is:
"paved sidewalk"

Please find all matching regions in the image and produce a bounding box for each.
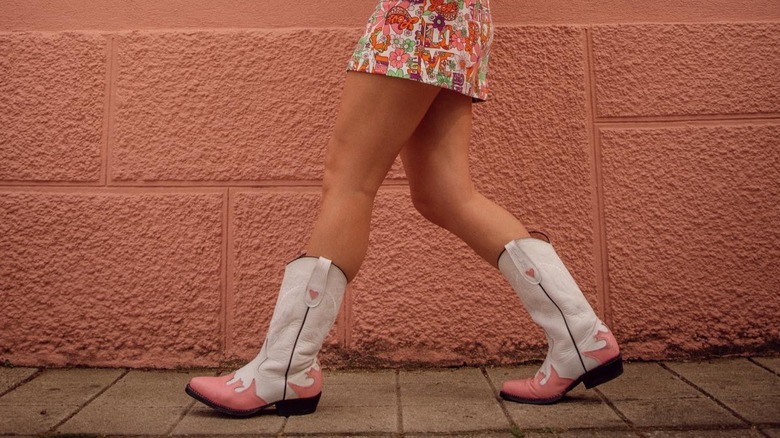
[0,357,778,437]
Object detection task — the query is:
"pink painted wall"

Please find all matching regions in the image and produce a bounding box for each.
[1,1,778,369]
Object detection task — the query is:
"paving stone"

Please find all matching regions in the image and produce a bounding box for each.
[400,368,496,405]
[55,405,185,435]
[719,395,780,424]
[399,368,509,432]
[171,403,283,435]
[285,404,397,434]
[644,429,763,437]
[665,359,780,399]
[90,369,207,407]
[763,428,780,438]
[322,371,396,407]
[0,368,123,406]
[612,398,742,428]
[0,367,123,433]
[325,369,396,387]
[57,369,208,434]
[665,359,780,424]
[524,431,637,438]
[301,435,396,438]
[0,367,38,394]
[596,362,701,400]
[752,357,780,375]
[505,398,625,430]
[402,400,511,433]
[0,403,79,434]
[407,433,515,437]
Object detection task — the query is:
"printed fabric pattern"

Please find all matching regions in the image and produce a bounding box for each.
[345,0,494,103]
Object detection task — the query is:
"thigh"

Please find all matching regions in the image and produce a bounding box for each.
[325,71,442,193]
[400,87,475,203]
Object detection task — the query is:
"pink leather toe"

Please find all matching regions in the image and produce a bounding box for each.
[188,373,269,411]
[502,366,574,401]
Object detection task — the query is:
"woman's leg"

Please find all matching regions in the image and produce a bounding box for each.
[186,72,442,416]
[402,88,622,405]
[306,71,442,281]
[400,88,530,267]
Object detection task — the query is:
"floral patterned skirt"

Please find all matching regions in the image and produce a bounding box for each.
[345,0,494,103]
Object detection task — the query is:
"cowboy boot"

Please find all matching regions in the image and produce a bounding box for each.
[498,236,622,404]
[185,255,348,417]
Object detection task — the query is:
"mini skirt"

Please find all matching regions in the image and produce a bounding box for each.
[345,0,494,103]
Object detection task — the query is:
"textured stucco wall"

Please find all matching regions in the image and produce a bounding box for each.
[1,1,778,369]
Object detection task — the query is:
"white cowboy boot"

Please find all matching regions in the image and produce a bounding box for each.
[185,255,348,417]
[498,236,622,404]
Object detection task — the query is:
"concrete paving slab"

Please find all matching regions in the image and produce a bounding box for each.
[0,368,123,406]
[171,403,283,435]
[55,404,185,435]
[400,368,496,405]
[524,431,637,438]
[644,429,763,437]
[399,368,509,433]
[596,362,701,400]
[719,395,780,423]
[285,404,397,434]
[0,403,80,435]
[763,428,780,438]
[402,400,510,433]
[665,359,780,399]
[96,369,210,407]
[322,374,396,407]
[0,367,38,394]
[57,369,213,435]
[752,357,780,375]
[504,397,625,430]
[407,433,515,437]
[325,369,396,386]
[611,397,743,428]
[284,372,399,434]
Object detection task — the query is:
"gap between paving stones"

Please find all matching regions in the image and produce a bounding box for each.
[45,368,129,434]
[0,358,778,437]
[658,362,755,429]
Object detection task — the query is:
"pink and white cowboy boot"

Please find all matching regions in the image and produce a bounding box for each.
[498,236,622,404]
[185,255,348,417]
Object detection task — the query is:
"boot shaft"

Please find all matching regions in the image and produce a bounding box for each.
[498,237,599,348]
[230,255,348,402]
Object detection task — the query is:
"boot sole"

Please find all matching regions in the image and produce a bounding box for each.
[185,384,321,417]
[499,354,624,405]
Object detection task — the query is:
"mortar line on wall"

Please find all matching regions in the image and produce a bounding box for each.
[0,181,411,189]
[0,186,226,194]
[224,187,233,360]
[345,284,353,348]
[583,27,611,325]
[101,34,116,187]
[596,115,780,127]
[337,284,352,349]
[80,180,409,188]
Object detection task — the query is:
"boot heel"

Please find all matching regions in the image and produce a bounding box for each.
[582,354,623,389]
[275,393,321,416]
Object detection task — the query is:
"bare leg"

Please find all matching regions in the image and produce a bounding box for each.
[306,71,442,281]
[400,88,530,267]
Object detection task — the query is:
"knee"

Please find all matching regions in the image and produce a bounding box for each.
[321,140,381,201]
[410,187,469,230]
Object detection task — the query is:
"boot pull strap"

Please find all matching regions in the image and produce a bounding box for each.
[305,257,331,307]
[505,240,542,285]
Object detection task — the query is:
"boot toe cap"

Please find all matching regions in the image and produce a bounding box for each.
[187,374,269,413]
